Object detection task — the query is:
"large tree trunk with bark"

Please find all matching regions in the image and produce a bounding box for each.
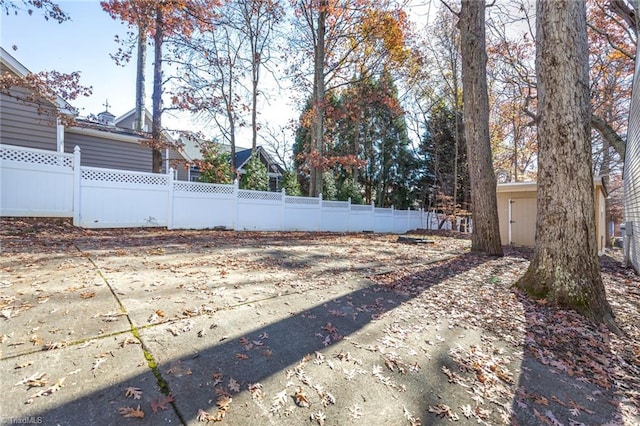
[309,4,326,197]
[516,0,617,330]
[135,24,147,132]
[459,0,503,256]
[151,4,164,174]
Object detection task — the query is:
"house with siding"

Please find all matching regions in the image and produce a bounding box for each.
[0,46,73,152]
[1,47,189,180]
[180,135,284,191]
[1,47,285,186]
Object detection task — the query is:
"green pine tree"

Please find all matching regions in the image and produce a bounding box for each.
[322,171,337,200]
[241,154,269,191]
[282,170,302,196]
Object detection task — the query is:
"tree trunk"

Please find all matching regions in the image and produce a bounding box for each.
[251,40,259,153]
[135,23,147,132]
[310,3,327,197]
[151,4,164,174]
[459,0,503,255]
[516,0,617,330]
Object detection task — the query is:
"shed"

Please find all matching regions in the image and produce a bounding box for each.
[496,180,607,255]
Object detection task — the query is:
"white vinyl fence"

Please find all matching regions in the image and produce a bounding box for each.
[1,144,465,233]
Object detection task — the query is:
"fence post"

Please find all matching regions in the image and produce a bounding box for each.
[73,146,81,227]
[167,168,174,230]
[407,206,411,233]
[370,201,375,233]
[233,179,239,231]
[391,205,395,233]
[318,193,323,231]
[281,188,286,231]
[347,197,352,232]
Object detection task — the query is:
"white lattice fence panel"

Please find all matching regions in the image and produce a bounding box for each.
[82,167,168,186]
[285,196,320,205]
[174,182,234,194]
[322,200,349,209]
[237,189,283,201]
[1,144,73,168]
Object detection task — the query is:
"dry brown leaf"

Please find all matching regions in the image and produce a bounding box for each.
[125,386,142,399]
[119,405,145,418]
[248,383,263,400]
[196,409,210,422]
[228,378,240,393]
[212,371,223,386]
[30,377,65,398]
[428,403,458,420]
[294,387,310,407]
[151,394,175,413]
[217,396,232,411]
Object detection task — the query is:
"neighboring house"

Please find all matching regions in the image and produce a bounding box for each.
[180,136,284,191]
[0,46,73,152]
[496,180,607,255]
[1,47,188,180]
[65,108,189,181]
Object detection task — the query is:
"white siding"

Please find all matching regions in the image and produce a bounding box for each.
[624,43,640,273]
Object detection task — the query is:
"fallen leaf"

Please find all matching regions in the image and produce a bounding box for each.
[125,386,142,400]
[196,409,210,422]
[119,405,145,418]
[248,383,263,400]
[30,378,65,398]
[212,372,223,386]
[151,394,175,413]
[228,378,240,393]
[294,387,310,407]
[310,411,326,425]
[79,291,96,299]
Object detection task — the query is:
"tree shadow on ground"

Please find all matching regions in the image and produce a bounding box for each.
[509,254,637,425]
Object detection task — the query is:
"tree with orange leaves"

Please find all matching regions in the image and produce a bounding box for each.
[101,0,219,172]
[290,0,411,197]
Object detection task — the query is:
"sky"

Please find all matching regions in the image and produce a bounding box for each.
[1,1,152,118]
[0,0,452,150]
[0,0,299,147]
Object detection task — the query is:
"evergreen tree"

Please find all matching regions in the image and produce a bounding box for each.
[337,175,364,204]
[322,171,338,200]
[197,143,233,184]
[282,170,302,196]
[419,100,470,212]
[241,154,269,190]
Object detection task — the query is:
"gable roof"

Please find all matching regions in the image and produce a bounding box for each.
[0,46,77,116]
[114,107,153,127]
[236,146,284,175]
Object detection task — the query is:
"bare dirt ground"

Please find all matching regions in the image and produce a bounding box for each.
[0,218,638,425]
